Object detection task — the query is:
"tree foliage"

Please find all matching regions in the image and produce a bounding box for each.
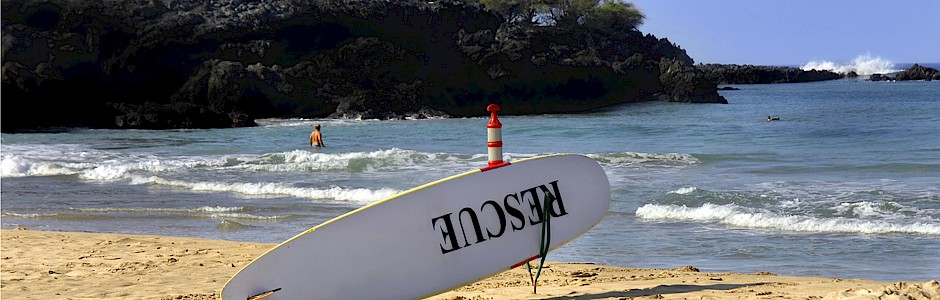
[472,0,644,30]
[584,1,644,31]
[476,0,531,23]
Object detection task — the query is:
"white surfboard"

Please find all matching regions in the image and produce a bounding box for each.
[220,154,610,299]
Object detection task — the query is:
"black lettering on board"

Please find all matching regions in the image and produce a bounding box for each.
[431,179,569,255]
[481,200,506,239]
[431,214,461,254]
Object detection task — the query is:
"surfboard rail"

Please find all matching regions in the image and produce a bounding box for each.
[221,154,610,299]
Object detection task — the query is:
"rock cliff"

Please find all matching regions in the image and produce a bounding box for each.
[2,0,726,132]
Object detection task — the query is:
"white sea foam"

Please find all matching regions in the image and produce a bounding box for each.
[635,203,940,235]
[128,175,399,203]
[255,118,382,128]
[245,148,486,173]
[0,212,54,218]
[588,152,699,165]
[204,213,283,220]
[74,206,245,213]
[1,156,29,177]
[801,54,899,75]
[836,201,878,218]
[1,154,84,177]
[668,187,698,195]
[2,143,479,180]
[79,165,131,180]
[1,143,165,178]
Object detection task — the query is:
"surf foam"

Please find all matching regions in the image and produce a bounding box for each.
[588,152,699,165]
[668,187,698,195]
[128,175,399,203]
[801,54,899,75]
[2,144,484,179]
[635,203,940,235]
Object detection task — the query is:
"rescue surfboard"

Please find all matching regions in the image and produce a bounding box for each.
[220,154,610,299]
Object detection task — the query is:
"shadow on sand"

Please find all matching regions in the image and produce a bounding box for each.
[541,283,766,299]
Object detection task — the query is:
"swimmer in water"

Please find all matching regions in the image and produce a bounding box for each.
[310,124,325,147]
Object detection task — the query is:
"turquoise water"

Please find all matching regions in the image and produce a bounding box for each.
[3,79,939,281]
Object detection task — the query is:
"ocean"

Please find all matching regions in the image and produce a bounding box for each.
[2,79,939,282]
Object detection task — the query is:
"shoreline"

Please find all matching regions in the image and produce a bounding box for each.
[2,229,937,299]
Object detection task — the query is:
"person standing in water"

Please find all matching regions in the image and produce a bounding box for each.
[309,124,325,147]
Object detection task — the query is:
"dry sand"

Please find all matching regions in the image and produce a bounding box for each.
[2,228,937,299]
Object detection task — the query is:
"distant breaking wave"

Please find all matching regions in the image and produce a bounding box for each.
[801,54,899,76]
[2,206,289,221]
[635,203,940,235]
[74,206,244,213]
[3,143,693,179]
[1,145,486,178]
[588,152,698,165]
[128,175,400,203]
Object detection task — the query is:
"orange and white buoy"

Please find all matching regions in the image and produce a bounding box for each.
[486,104,503,167]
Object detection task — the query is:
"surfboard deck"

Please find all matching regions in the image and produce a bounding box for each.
[220,154,610,299]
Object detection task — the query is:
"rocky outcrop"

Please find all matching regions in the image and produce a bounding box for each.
[893,64,939,81]
[2,0,725,132]
[869,73,889,82]
[697,64,843,84]
[657,59,727,103]
[870,64,939,82]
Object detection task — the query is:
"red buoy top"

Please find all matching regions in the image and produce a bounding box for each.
[487,104,502,128]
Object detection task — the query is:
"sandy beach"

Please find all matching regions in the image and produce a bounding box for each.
[1,229,937,299]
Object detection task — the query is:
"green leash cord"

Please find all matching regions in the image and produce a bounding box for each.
[526,193,553,294]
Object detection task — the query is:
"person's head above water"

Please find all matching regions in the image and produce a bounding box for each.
[316,124,321,130]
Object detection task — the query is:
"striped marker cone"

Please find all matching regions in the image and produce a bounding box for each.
[486,104,503,167]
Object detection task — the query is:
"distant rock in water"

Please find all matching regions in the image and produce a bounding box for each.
[869,74,890,82]
[893,64,940,81]
[2,0,726,132]
[869,64,938,82]
[696,64,843,84]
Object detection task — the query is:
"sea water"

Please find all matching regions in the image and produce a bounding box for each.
[2,79,939,281]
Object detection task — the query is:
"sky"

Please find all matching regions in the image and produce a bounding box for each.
[627,0,940,66]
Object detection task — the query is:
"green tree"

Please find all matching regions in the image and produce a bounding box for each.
[472,0,644,30]
[476,0,532,23]
[541,0,596,27]
[584,1,644,31]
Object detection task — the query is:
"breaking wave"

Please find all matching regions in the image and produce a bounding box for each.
[801,54,899,76]
[635,203,940,235]
[2,145,485,179]
[2,207,288,221]
[668,187,698,195]
[128,175,399,203]
[74,206,245,213]
[588,152,699,165]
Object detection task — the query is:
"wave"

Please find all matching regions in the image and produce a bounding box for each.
[635,203,940,235]
[1,210,286,221]
[231,148,485,173]
[2,144,485,179]
[218,219,250,230]
[73,206,245,213]
[588,152,699,165]
[0,212,116,220]
[128,175,399,203]
[254,118,384,128]
[801,54,899,76]
[254,117,454,128]
[668,187,698,195]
